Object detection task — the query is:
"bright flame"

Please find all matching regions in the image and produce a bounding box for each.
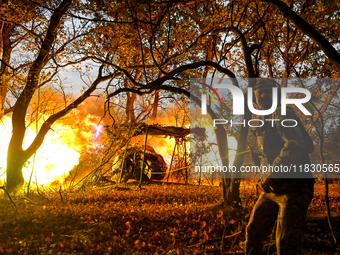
[0,113,103,186]
[141,116,188,165]
[130,136,176,165]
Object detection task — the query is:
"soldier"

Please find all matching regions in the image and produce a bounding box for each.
[245,78,315,255]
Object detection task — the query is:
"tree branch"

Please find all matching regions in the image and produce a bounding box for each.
[259,0,340,72]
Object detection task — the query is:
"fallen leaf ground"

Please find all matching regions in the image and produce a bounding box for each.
[0,180,339,254]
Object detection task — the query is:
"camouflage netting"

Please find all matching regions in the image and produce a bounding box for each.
[111,144,167,183]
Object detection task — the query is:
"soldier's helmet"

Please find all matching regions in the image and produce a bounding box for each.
[253,78,281,105]
[253,78,279,91]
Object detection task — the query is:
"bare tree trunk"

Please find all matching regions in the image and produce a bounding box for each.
[151,91,159,120]
[0,19,13,119]
[125,91,136,122]
[222,27,257,207]
[6,0,73,193]
[229,124,251,206]
[6,149,27,193]
[214,125,231,204]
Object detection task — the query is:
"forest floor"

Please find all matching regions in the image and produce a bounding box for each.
[0,180,339,254]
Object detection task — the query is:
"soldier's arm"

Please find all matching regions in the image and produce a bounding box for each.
[272,107,307,167]
[250,146,261,166]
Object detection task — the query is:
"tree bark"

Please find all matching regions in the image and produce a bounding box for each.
[0,18,13,119]
[6,0,73,193]
[223,27,257,207]
[151,91,160,120]
[214,125,231,203]
[126,91,136,122]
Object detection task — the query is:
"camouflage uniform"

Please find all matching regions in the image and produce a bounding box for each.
[245,81,314,255]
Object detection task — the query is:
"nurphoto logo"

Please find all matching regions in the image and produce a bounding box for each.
[189,78,325,180]
[200,82,311,116]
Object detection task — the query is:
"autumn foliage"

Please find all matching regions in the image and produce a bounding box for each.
[0,182,339,254]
